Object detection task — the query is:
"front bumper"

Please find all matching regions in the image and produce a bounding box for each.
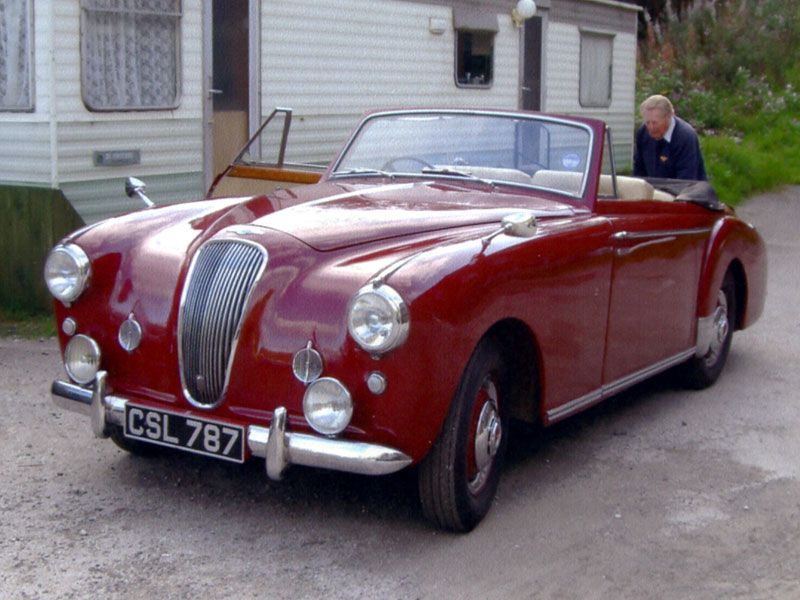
[52,371,412,480]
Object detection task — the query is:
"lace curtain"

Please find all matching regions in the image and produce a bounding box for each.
[0,0,33,111]
[579,32,614,108]
[81,0,181,110]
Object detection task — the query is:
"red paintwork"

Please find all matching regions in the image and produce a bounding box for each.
[52,112,767,466]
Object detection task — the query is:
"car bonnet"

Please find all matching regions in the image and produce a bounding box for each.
[253,180,576,251]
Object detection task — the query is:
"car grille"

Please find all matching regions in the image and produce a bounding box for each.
[179,239,267,407]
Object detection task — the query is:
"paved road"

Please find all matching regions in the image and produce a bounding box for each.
[1,188,798,599]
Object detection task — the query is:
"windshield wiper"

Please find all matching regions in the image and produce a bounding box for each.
[421,167,495,189]
[332,168,395,179]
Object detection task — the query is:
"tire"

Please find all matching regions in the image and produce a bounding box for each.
[418,338,509,532]
[109,426,163,457]
[681,270,736,389]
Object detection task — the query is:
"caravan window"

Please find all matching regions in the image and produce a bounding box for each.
[456,31,494,88]
[81,0,182,111]
[0,0,34,111]
[579,31,614,108]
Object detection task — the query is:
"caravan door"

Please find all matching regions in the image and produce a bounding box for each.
[203,0,259,190]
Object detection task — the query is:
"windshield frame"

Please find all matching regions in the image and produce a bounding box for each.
[327,109,597,200]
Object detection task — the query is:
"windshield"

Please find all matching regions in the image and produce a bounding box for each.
[332,112,593,197]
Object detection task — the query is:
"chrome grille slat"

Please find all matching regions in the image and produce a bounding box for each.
[179,239,267,408]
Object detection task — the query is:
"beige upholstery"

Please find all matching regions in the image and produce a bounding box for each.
[529,170,584,194]
[437,166,677,202]
[599,175,654,200]
[652,189,676,201]
[599,175,676,201]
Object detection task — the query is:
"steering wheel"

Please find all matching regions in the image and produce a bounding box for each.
[381,156,435,172]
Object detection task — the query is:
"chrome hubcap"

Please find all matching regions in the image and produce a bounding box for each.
[705,290,729,367]
[468,378,502,494]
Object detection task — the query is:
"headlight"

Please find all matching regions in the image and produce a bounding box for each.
[347,284,409,354]
[44,244,91,303]
[65,334,101,385]
[303,377,353,435]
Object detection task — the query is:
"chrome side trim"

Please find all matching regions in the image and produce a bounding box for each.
[546,349,696,423]
[611,228,712,257]
[51,378,413,479]
[615,236,676,257]
[602,349,695,397]
[611,227,712,241]
[546,390,603,423]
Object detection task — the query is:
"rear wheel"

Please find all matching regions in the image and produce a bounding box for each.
[418,338,509,532]
[681,270,736,389]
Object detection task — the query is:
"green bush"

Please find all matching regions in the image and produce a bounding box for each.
[637,0,800,204]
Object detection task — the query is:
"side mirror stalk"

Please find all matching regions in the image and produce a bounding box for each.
[125,177,154,208]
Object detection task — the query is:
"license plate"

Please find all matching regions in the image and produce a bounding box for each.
[124,404,245,463]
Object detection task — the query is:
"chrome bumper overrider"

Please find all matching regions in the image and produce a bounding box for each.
[51,371,412,480]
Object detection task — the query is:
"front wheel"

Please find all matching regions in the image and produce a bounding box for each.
[418,338,509,532]
[681,270,737,389]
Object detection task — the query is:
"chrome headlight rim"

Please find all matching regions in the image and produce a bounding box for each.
[44,243,91,304]
[303,377,354,436]
[64,334,102,385]
[347,283,410,355]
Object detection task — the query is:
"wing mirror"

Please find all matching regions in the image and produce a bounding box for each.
[481,210,538,250]
[125,176,154,208]
[501,211,538,238]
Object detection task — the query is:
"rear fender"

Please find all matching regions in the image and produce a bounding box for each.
[697,216,767,329]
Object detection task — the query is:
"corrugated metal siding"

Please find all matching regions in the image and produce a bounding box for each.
[57,120,203,182]
[61,171,204,224]
[0,122,52,183]
[543,22,636,168]
[46,1,205,221]
[261,0,521,164]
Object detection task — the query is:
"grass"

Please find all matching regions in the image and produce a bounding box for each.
[701,111,800,205]
[0,307,57,339]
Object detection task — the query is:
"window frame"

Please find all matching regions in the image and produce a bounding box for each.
[80,0,183,112]
[0,0,35,112]
[579,29,615,109]
[454,29,496,90]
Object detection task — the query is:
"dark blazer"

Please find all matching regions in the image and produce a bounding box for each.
[633,116,707,181]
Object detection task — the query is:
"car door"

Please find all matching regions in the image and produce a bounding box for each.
[600,202,712,387]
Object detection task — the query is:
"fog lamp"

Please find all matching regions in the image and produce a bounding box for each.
[303,377,353,435]
[65,334,101,385]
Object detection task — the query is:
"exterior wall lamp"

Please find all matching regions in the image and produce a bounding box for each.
[512,0,537,27]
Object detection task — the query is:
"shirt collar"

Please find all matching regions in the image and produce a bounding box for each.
[664,116,676,143]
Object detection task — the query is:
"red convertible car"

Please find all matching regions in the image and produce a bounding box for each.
[47,109,766,531]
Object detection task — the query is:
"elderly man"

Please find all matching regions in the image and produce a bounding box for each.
[633,95,707,181]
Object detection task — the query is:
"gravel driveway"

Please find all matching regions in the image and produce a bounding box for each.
[1,188,799,599]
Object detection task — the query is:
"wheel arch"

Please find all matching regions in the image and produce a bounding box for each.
[697,216,766,329]
[483,318,542,425]
[727,258,747,330]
